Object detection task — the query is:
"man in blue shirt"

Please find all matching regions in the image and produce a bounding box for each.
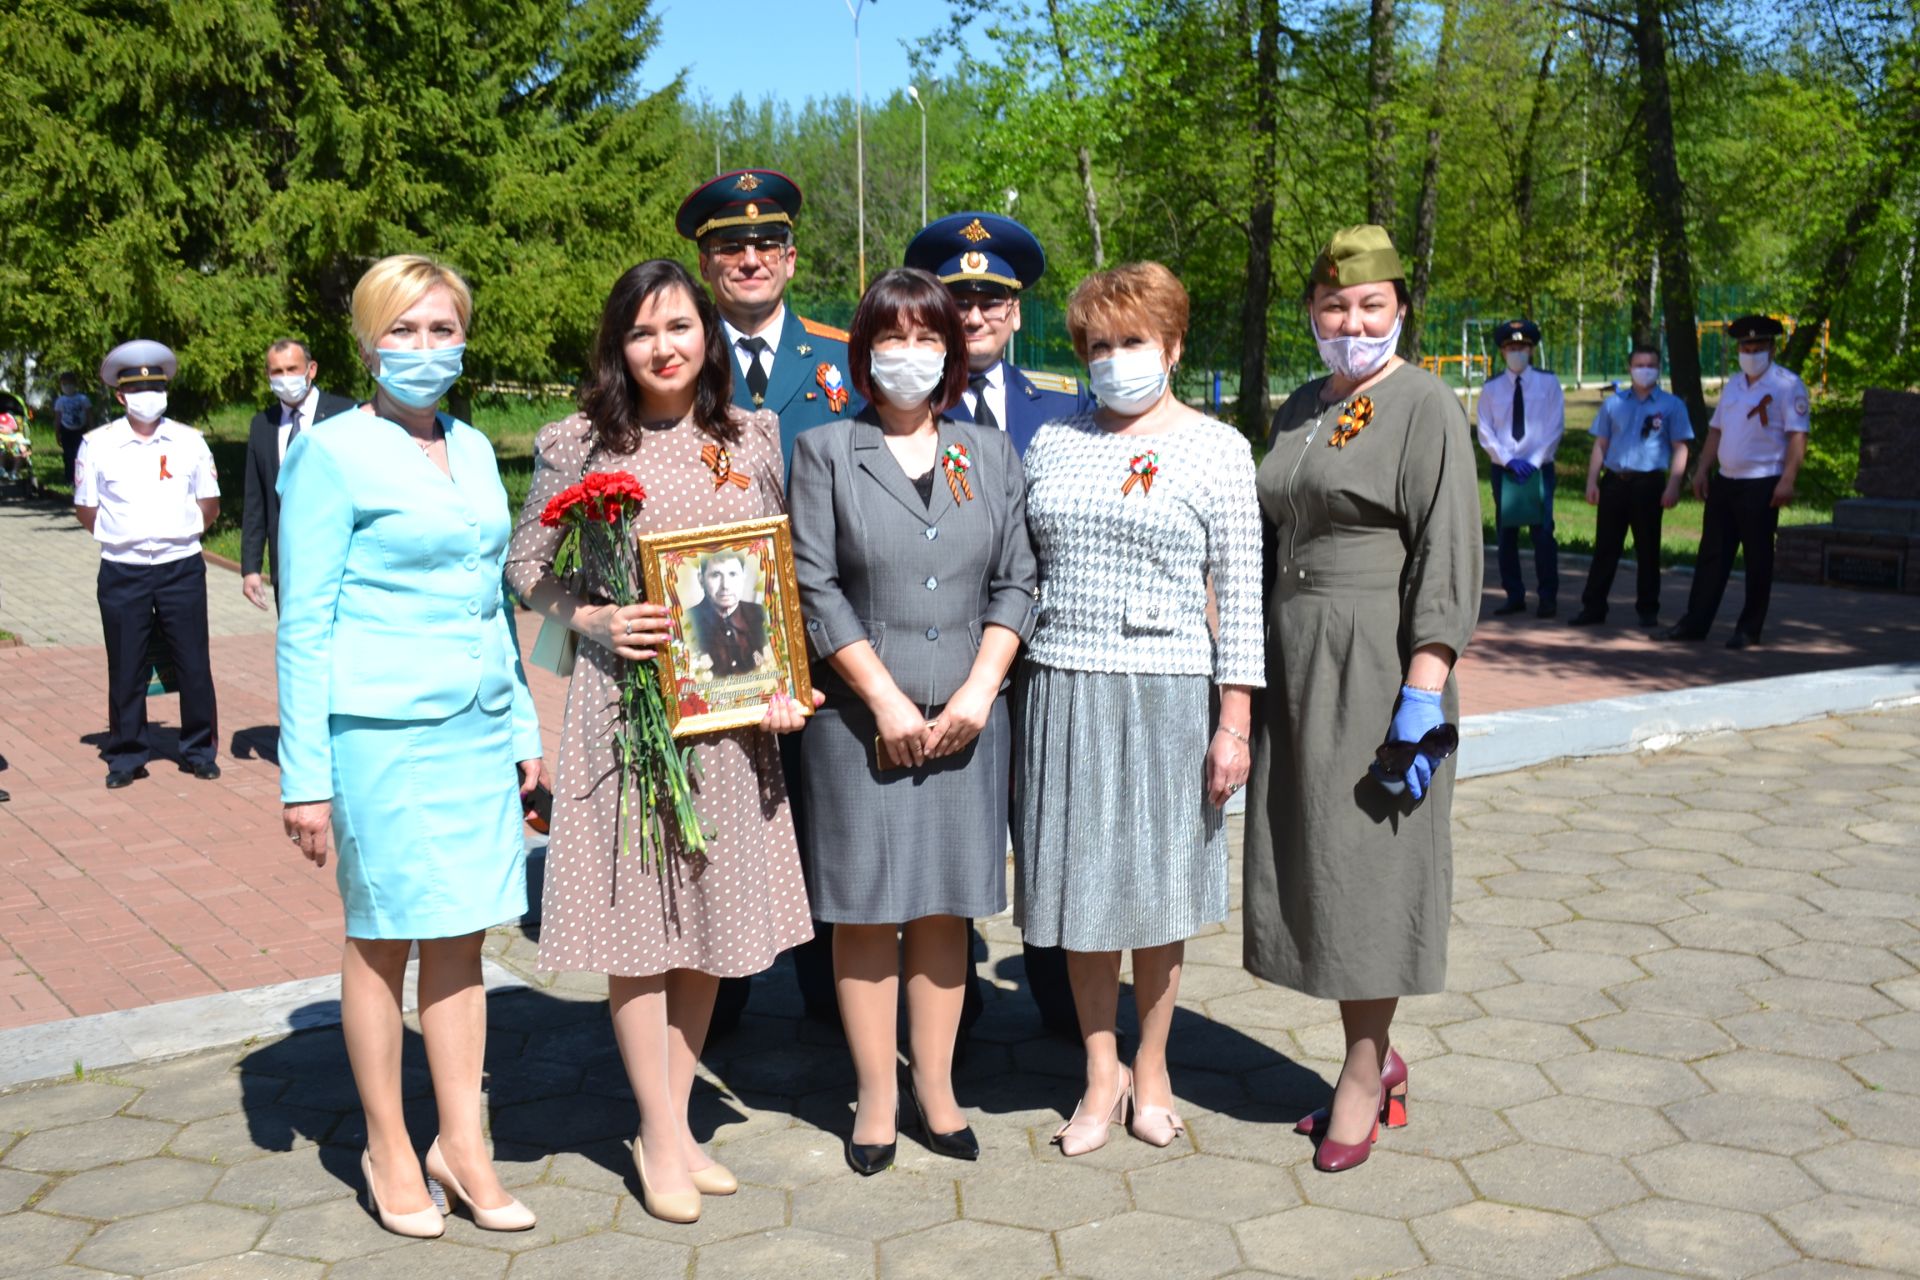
[51,371,95,486]
[1569,343,1694,627]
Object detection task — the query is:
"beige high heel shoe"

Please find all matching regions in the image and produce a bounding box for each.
[361,1149,445,1239]
[424,1138,536,1232]
[1052,1066,1132,1157]
[1126,1073,1187,1148]
[689,1161,738,1196]
[633,1136,701,1223]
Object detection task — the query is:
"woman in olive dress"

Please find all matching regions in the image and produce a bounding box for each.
[1242,226,1482,1173]
[505,260,813,1223]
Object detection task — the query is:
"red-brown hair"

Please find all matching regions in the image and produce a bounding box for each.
[846,267,969,415]
[1066,261,1190,362]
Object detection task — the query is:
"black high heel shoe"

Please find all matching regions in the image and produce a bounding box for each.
[846,1105,898,1177]
[906,1075,979,1162]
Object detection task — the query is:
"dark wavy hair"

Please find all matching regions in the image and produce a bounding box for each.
[846,267,969,416]
[579,259,736,453]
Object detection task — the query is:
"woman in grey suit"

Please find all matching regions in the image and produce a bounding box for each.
[789,267,1037,1176]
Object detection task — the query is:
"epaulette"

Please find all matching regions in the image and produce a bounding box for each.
[799,316,850,343]
[1025,370,1080,394]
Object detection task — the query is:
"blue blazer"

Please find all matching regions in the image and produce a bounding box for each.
[947,359,1089,457]
[275,408,541,802]
[730,309,865,470]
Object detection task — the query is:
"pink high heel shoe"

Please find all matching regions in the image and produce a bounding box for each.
[424,1138,536,1231]
[1127,1073,1186,1148]
[1294,1047,1408,1137]
[1053,1066,1132,1157]
[1312,1079,1388,1173]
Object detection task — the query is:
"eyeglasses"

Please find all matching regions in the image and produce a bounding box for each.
[951,293,1014,320]
[706,238,791,262]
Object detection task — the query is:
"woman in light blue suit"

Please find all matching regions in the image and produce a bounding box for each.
[279,255,545,1240]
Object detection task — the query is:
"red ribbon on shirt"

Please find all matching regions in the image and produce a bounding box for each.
[1746,394,1773,428]
[158,455,171,480]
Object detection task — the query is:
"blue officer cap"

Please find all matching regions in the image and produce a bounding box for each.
[1495,319,1541,347]
[98,339,177,389]
[903,213,1046,291]
[1727,314,1785,342]
[676,169,804,243]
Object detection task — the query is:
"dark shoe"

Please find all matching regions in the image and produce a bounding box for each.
[1536,601,1557,619]
[1663,625,1707,642]
[105,766,150,790]
[1295,1047,1410,1137]
[1492,599,1527,617]
[1567,611,1606,627]
[906,1074,979,1161]
[1725,631,1759,651]
[189,761,222,781]
[1637,611,1660,627]
[846,1105,899,1176]
[0,789,9,803]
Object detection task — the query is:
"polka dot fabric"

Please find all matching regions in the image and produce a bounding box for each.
[504,409,813,977]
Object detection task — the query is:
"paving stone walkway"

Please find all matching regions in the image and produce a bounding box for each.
[2,708,1917,1278]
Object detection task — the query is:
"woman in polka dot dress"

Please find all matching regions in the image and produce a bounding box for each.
[505,260,814,1223]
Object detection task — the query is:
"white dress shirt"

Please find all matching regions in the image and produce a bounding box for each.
[966,360,1010,432]
[73,418,220,565]
[1476,365,1565,468]
[276,384,321,463]
[1709,363,1811,479]
[721,305,787,388]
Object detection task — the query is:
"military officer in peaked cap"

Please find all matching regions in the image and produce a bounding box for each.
[905,211,1084,1038]
[1476,318,1564,619]
[903,212,1087,459]
[679,169,861,470]
[74,340,223,788]
[1666,314,1810,649]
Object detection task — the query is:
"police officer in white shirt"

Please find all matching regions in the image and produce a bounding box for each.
[1476,319,1564,617]
[1666,314,1811,649]
[73,340,223,788]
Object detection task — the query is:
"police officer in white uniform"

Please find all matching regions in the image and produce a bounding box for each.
[1476,319,1564,617]
[1666,314,1811,649]
[74,340,223,788]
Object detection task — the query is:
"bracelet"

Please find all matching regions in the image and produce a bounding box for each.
[1405,681,1445,694]
[1215,724,1250,745]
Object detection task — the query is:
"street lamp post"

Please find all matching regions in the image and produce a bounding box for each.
[844,0,873,292]
[907,84,927,228]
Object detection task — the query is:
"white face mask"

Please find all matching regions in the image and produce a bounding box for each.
[1505,349,1532,374]
[1088,346,1170,415]
[123,390,168,423]
[270,373,311,406]
[1630,366,1660,389]
[869,347,946,408]
[1314,313,1403,380]
[1738,350,1772,378]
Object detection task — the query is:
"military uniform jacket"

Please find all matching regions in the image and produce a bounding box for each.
[948,360,1088,457]
[729,309,863,469]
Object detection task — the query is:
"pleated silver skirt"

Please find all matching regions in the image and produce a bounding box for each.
[1012,664,1226,951]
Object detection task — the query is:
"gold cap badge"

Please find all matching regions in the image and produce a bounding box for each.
[960,218,992,243]
[961,251,989,274]
[745,202,759,218]
[735,173,762,192]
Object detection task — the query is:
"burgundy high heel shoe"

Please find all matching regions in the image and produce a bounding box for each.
[1312,1079,1386,1173]
[1294,1047,1408,1137]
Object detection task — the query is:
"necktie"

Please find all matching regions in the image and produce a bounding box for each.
[738,337,771,404]
[286,409,302,448]
[968,372,999,431]
[1511,375,1526,442]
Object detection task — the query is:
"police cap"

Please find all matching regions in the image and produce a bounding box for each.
[1727,314,1786,342]
[904,213,1046,292]
[99,339,178,390]
[1495,319,1541,347]
[677,170,804,243]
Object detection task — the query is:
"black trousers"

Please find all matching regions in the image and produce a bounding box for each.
[1681,474,1781,639]
[1490,463,1559,604]
[98,555,218,773]
[59,428,86,487]
[1580,469,1668,620]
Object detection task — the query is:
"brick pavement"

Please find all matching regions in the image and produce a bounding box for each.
[0,708,1916,1277]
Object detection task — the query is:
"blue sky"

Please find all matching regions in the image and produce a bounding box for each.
[638,1,959,108]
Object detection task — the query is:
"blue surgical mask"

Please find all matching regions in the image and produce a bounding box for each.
[1088,346,1169,415]
[375,344,465,409]
[1630,366,1660,390]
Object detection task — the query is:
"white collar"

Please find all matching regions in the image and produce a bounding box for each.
[113,417,181,444]
[278,384,320,420]
[722,304,786,350]
[973,361,1005,389]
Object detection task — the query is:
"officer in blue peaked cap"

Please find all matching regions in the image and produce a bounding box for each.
[904,213,1087,459]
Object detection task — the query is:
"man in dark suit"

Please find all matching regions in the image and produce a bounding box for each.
[240,338,354,610]
[687,552,769,676]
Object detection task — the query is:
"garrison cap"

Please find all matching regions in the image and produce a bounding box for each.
[98,339,177,389]
[1308,224,1405,291]
[903,213,1045,291]
[1495,319,1541,347]
[1728,314,1786,342]
[677,169,804,243]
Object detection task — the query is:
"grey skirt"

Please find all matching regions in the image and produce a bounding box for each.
[1013,664,1225,951]
[799,690,1011,924]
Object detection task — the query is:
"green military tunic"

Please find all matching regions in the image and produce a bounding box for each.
[1242,362,1482,1000]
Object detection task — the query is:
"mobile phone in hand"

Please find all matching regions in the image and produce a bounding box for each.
[525,782,553,833]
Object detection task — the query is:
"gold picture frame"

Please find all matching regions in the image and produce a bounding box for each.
[638,515,814,738]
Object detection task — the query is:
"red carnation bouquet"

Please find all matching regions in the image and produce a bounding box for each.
[540,471,710,870]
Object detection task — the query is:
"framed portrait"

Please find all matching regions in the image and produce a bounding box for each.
[638,515,814,738]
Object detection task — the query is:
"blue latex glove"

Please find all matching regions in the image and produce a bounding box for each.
[1386,685,1446,801]
[1507,459,1537,482]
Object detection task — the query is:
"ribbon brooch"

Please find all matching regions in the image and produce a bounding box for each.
[1747,393,1773,428]
[158,455,172,480]
[941,443,974,502]
[701,443,751,491]
[815,363,849,414]
[1123,449,1159,496]
[1328,396,1374,448]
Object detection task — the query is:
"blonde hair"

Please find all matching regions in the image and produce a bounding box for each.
[1065,262,1189,362]
[350,255,473,354]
